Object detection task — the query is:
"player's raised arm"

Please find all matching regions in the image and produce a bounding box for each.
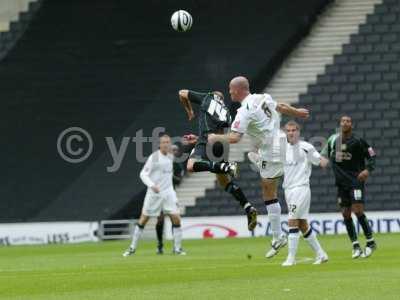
[178,89,206,121]
[178,89,195,121]
[208,131,243,145]
[276,102,309,119]
[208,105,249,145]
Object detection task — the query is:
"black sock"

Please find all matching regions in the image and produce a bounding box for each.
[225,182,251,212]
[357,214,373,241]
[193,161,212,172]
[344,218,358,245]
[155,219,164,248]
[193,161,228,174]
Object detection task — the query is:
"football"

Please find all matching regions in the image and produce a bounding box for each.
[171,10,193,32]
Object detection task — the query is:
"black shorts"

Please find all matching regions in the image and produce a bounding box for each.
[337,186,365,208]
[189,141,227,162]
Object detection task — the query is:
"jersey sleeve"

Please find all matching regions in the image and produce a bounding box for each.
[306,144,322,166]
[321,134,334,158]
[188,90,207,105]
[231,108,250,134]
[264,94,278,111]
[139,154,155,188]
[360,138,376,171]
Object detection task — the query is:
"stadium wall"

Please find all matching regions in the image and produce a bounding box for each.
[0,0,331,222]
[186,0,400,217]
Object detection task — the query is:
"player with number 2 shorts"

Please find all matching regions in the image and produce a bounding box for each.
[281,121,329,266]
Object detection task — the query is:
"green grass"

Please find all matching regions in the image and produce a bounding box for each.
[1,234,399,300]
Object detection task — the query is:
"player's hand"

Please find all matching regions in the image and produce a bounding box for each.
[296,108,310,119]
[188,110,195,121]
[320,157,329,168]
[151,185,160,193]
[357,169,369,182]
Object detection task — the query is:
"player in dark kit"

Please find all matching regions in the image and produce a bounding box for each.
[321,115,377,259]
[179,89,257,230]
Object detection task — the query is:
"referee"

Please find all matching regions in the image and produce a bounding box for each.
[321,115,377,259]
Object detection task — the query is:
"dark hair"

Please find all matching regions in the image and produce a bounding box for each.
[213,91,224,100]
[340,115,352,122]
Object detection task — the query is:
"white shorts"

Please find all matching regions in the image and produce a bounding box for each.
[142,188,180,217]
[284,185,311,219]
[259,161,284,179]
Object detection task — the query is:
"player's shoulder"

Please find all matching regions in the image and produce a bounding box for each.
[352,133,366,142]
[299,140,315,152]
[327,133,339,143]
[248,93,274,102]
[147,151,157,161]
[243,93,271,110]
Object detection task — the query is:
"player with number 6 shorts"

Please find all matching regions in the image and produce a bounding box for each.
[281,121,329,266]
[208,76,310,258]
[178,89,258,231]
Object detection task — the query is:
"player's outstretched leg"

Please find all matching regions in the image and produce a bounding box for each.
[188,158,239,178]
[155,214,165,255]
[217,175,257,230]
[302,226,328,264]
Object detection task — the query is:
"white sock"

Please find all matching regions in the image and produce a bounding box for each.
[130,224,144,249]
[287,228,300,260]
[173,225,183,251]
[304,228,324,256]
[266,201,282,240]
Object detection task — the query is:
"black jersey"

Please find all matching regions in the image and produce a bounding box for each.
[321,133,376,188]
[188,90,231,143]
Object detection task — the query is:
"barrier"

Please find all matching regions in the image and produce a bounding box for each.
[165,211,400,240]
[0,222,98,246]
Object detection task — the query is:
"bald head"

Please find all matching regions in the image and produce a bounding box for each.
[229,76,250,102]
[230,76,249,90]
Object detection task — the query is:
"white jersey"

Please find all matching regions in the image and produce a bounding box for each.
[140,150,174,192]
[283,141,321,189]
[231,93,285,162]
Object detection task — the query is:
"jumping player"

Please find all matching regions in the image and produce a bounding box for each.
[179,89,258,231]
[208,76,309,258]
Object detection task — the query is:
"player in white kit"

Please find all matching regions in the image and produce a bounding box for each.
[208,76,309,258]
[123,134,185,256]
[281,121,328,266]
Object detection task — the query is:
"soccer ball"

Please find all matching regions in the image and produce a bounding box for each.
[171,10,193,32]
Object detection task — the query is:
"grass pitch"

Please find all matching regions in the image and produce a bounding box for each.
[1,233,399,300]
